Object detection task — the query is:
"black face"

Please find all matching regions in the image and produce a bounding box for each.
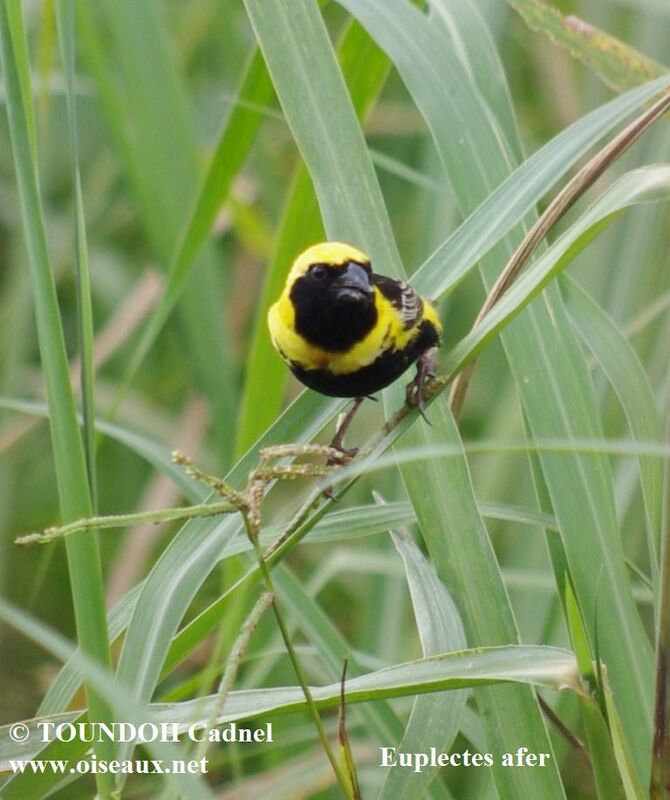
[290,260,377,352]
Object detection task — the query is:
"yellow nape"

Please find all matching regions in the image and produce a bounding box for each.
[286,241,369,284]
[422,297,443,333]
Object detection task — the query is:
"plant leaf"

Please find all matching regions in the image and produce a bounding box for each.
[505,0,667,93]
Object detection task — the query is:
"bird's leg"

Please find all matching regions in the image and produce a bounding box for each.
[327,396,364,466]
[321,397,364,500]
[406,348,438,423]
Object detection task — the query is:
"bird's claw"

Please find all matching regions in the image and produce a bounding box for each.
[326,445,358,467]
[406,350,437,424]
[406,380,431,424]
[322,445,358,500]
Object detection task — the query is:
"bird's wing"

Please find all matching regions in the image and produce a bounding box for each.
[373,275,424,330]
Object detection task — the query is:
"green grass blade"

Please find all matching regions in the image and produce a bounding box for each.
[447,166,670,373]
[214,641,582,717]
[0,600,215,800]
[0,4,113,795]
[54,0,97,507]
[581,695,628,800]
[0,642,581,763]
[563,276,664,588]
[505,0,667,93]
[234,166,323,454]
[4,0,36,163]
[125,47,274,387]
[410,74,670,303]
[605,685,648,800]
[235,20,390,454]
[565,576,627,798]
[243,0,402,275]
[429,0,523,161]
[240,2,566,796]
[340,0,655,783]
[378,526,467,800]
[77,0,236,458]
[397,400,566,799]
[337,0,515,214]
[0,9,92,520]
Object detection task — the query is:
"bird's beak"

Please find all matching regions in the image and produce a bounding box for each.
[333,262,373,297]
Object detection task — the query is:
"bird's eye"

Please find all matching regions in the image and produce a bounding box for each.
[310,265,328,281]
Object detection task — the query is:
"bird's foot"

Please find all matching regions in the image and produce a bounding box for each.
[322,446,358,501]
[322,397,365,497]
[326,444,359,468]
[327,397,364,455]
[406,349,438,424]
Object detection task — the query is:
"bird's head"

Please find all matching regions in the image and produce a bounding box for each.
[279,242,377,353]
[286,242,374,311]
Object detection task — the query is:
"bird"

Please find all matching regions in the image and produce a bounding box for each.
[267,241,442,456]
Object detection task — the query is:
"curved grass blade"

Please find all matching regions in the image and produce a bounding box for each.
[243,0,402,275]
[428,0,523,161]
[338,0,656,784]
[379,523,467,800]
[505,0,667,93]
[562,276,664,589]
[0,641,582,767]
[173,642,583,717]
[0,600,215,800]
[447,166,670,373]
[77,1,236,459]
[336,0,514,216]
[406,87,670,304]
[240,2,565,797]
[54,0,97,507]
[0,5,113,795]
[4,0,36,162]
[235,20,390,454]
[124,47,275,390]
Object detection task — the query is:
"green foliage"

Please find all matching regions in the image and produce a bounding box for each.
[505,0,666,93]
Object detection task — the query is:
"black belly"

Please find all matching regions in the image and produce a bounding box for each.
[290,320,439,398]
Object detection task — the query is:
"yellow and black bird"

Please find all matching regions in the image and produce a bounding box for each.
[268,242,442,451]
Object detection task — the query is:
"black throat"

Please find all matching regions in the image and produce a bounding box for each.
[290,277,377,352]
